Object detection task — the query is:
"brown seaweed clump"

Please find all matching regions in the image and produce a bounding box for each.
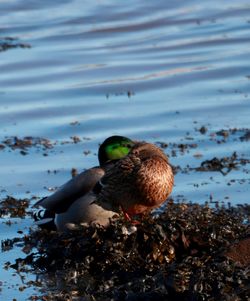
[7,202,250,301]
[196,152,250,175]
[1,136,54,154]
[0,196,30,218]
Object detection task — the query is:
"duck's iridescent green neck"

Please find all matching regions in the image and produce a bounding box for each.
[98,135,134,166]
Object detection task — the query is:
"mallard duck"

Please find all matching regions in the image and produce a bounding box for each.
[95,140,174,219]
[34,136,174,231]
[33,135,134,231]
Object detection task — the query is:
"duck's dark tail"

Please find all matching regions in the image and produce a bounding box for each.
[33,208,56,231]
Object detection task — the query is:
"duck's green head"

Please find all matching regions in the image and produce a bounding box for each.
[98,135,134,166]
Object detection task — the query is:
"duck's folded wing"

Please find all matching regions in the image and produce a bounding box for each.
[95,155,140,210]
[33,167,104,213]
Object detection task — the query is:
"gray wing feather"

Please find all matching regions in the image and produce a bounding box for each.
[33,167,104,213]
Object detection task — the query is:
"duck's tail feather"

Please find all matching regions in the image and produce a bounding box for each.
[33,209,56,230]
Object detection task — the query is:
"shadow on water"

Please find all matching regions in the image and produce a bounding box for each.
[0,0,249,299]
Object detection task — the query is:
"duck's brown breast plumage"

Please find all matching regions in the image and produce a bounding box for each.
[98,142,174,215]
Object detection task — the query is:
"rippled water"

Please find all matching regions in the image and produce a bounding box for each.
[0,0,250,299]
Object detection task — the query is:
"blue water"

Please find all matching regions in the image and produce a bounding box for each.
[0,0,249,299]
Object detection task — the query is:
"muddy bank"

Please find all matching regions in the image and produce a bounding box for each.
[3,202,249,301]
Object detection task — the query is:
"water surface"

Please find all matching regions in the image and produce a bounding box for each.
[0,0,249,299]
